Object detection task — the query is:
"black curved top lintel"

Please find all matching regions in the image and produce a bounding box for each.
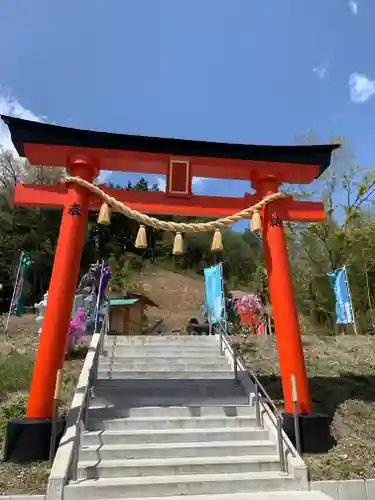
[1,115,339,177]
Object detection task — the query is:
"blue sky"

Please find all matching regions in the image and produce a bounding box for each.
[1,0,374,216]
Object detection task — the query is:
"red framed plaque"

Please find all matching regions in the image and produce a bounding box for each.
[167,159,192,197]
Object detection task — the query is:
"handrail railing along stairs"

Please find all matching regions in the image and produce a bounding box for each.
[69,307,108,481]
[219,329,298,474]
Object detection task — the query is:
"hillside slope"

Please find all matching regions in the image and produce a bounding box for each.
[141,270,205,331]
[237,333,375,480]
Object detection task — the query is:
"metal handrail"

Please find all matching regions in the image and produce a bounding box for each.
[237,350,281,416]
[221,331,297,473]
[69,309,108,481]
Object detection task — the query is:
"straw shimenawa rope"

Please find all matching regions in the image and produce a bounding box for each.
[64,175,287,233]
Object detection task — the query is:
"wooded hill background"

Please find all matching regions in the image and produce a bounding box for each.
[1,136,375,334]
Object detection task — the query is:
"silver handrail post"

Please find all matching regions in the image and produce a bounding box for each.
[83,380,90,427]
[96,308,108,380]
[93,348,100,382]
[48,368,62,466]
[99,316,105,355]
[70,423,80,481]
[291,374,302,455]
[277,416,287,473]
[255,383,261,427]
[233,350,239,385]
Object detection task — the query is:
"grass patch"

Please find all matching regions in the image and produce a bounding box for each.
[234,333,375,480]
[0,349,34,401]
[0,315,84,494]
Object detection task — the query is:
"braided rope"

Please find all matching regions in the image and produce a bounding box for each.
[64,175,287,233]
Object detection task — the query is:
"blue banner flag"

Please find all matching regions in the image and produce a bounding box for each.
[327,267,354,324]
[11,251,33,317]
[204,263,225,325]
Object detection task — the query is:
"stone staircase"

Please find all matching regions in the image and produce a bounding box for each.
[63,335,332,500]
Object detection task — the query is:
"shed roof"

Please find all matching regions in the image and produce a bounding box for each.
[127,292,158,308]
[107,298,138,306]
[106,291,158,308]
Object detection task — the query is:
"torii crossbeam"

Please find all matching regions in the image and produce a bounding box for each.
[2,115,338,446]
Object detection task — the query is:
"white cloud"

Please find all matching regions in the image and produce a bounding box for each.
[157,177,166,191]
[0,91,113,183]
[348,0,358,15]
[0,89,46,155]
[349,73,375,103]
[313,61,329,80]
[157,176,205,193]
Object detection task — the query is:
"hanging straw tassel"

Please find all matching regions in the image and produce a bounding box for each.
[135,225,148,249]
[172,232,184,255]
[211,229,223,252]
[251,210,262,233]
[97,202,111,225]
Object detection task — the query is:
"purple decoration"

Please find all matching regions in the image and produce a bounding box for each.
[67,307,86,351]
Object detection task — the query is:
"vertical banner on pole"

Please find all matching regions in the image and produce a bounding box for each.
[5,251,33,334]
[94,261,110,332]
[94,260,105,333]
[204,263,226,332]
[327,267,355,327]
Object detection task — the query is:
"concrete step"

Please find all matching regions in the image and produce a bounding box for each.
[88,397,249,413]
[97,370,234,380]
[100,356,226,364]
[93,378,243,394]
[99,360,230,370]
[88,414,258,431]
[105,341,219,348]
[80,439,276,460]
[95,377,245,397]
[104,336,218,346]
[101,360,228,368]
[103,348,222,357]
[77,454,281,479]
[83,427,269,446]
[82,492,334,500]
[64,471,297,499]
[88,405,252,420]
[89,405,255,419]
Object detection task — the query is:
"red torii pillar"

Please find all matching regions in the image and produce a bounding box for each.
[255,175,311,415]
[27,157,98,418]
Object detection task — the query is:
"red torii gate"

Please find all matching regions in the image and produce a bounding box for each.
[2,115,338,433]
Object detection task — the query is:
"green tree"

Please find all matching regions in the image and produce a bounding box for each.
[285,136,375,331]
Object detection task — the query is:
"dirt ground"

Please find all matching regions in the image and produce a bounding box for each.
[0,315,84,494]
[234,332,375,480]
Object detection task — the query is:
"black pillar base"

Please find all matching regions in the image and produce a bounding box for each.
[3,417,66,463]
[282,411,334,454]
